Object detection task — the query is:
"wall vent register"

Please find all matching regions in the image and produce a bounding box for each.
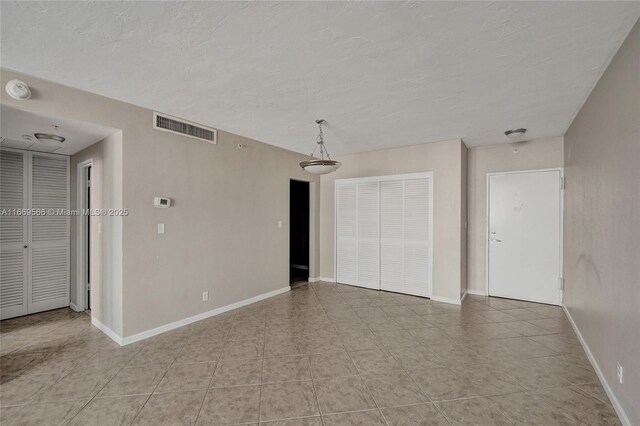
[153,112,217,144]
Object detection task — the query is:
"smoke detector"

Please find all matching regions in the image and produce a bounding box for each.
[5,79,31,100]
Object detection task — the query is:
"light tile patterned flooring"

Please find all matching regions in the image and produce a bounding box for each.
[0,282,620,425]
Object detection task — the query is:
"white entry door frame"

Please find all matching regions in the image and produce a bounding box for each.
[486,168,564,305]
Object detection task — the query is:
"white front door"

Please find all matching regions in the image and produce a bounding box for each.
[488,169,562,305]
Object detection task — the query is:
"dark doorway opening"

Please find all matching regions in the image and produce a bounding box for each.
[86,166,91,310]
[290,180,310,285]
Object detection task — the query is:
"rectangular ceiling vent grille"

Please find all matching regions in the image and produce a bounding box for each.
[153,112,217,144]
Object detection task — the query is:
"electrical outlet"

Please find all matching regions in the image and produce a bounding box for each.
[202,291,209,302]
[617,363,624,384]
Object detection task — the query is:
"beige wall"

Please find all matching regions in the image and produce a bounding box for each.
[70,133,124,335]
[1,68,320,339]
[467,137,564,294]
[121,127,320,336]
[564,20,639,425]
[320,139,466,302]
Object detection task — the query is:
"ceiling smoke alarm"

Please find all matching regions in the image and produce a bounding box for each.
[5,79,31,100]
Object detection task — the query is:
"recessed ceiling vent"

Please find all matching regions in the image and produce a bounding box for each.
[153,112,217,144]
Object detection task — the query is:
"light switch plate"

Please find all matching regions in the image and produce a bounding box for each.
[157,223,165,234]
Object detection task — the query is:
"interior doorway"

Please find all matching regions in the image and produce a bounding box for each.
[77,159,93,311]
[86,165,91,310]
[289,179,310,285]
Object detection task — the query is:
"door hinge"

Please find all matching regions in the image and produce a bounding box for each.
[558,277,564,290]
[560,177,565,190]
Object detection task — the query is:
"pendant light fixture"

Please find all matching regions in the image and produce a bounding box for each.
[505,128,527,139]
[34,133,65,147]
[299,119,341,175]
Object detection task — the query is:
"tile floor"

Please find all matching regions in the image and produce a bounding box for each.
[0,282,620,425]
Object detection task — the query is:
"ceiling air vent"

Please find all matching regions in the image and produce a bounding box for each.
[153,112,217,144]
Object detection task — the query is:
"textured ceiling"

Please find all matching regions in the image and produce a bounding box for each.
[0,105,117,155]
[1,2,638,154]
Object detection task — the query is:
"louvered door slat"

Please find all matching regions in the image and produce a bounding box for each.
[0,150,28,319]
[1,151,25,243]
[380,181,403,290]
[28,154,69,314]
[0,252,26,310]
[31,248,68,302]
[402,178,432,296]
[357,182,379,289]
[404,179,431,242]
[336,183,357,285]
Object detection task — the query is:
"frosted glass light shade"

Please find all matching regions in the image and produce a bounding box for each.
[299,159,341,175]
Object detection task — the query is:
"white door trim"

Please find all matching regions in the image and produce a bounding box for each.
[334,171,434,297]
[75,158,93,312]
[485,167,564,304]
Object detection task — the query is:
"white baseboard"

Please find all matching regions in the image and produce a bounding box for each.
[69,302,82,312]
[562,305,630,426]
[466,288,488,296]
[460,290,468,304]
[308,277,320,283]
[119,286,291,346]
[91,317,124,346]
[318,277,336,283]
[431,293,465,305]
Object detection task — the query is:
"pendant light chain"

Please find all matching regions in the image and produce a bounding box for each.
[317,120,333,161]
[307,120,333,161]
[299,119,342,175]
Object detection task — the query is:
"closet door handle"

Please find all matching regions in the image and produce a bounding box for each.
[23,245,28,248]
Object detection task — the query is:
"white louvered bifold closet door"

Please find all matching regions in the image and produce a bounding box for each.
[28,154,70,314]
[380,178,432,297]
[356,182,379,289]
[380,180,404,291]
[336,183,357,285]
[336,173,433,297]
[0,151,28,319]
[401,178,432,297]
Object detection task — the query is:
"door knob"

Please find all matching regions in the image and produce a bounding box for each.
[23,245,28,248]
